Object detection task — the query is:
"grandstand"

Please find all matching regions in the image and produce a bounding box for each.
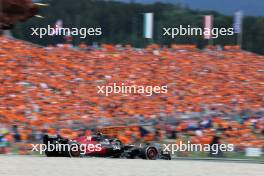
[0,35,263,155]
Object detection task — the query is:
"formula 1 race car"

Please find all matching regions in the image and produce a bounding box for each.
[43,133,171,160]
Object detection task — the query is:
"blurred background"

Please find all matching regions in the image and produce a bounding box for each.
[0,0,263,159]
[8,0,264,54]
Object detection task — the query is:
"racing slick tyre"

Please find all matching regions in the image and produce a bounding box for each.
[67,142,81,157]
[145,146,158,160]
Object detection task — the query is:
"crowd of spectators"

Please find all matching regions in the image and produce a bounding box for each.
[0,36,263,154]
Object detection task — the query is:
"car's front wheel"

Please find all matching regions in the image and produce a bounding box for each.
[145,146,158,160]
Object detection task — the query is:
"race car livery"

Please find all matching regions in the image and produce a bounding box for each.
[43,133,171,160]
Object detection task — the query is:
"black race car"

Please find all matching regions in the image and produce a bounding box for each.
[43,133,171,160]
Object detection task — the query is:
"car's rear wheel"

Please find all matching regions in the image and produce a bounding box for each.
[68,142,81,157]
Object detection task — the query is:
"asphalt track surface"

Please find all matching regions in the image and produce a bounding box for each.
[0,155,263,176]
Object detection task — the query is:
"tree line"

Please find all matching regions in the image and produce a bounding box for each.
[12,0,264,55]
